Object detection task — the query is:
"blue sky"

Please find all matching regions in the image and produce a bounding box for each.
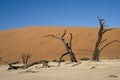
[0,0,120,30]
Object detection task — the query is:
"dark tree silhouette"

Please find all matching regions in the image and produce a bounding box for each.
[0,57,2,63]
[92,17,120,61]
[45,30,77,66]
[0,51,2,63]
[21,53,31,64]
[5,60,49,70]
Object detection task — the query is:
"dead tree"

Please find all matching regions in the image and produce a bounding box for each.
[21,53,31,64]
[0,57,1,61]
[92,17,120,61]
[5,60,49,70]
[42,60,49,68]
[45,30,77,66]
[0,51,2,63]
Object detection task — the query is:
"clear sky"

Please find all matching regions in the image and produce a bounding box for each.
[0,0,120,30]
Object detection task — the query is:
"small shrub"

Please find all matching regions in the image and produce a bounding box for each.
[52,59,65,62]
[52,59,58,62]
[80,57,90,61]
[60,59,65,62]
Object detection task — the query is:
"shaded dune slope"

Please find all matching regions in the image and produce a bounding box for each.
[0,26,120,63]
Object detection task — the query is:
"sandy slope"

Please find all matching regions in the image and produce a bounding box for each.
[0,60,120,80]
[0,26,120,64]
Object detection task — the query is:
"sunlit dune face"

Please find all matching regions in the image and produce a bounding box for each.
[0,26,120,64]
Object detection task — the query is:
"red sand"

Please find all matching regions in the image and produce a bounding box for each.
[0,26,120,64]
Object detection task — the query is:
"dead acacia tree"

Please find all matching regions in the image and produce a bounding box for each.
[21,53,31,64]
[5,60,49,70]
[92,17,120,61]
[45,30,77,66]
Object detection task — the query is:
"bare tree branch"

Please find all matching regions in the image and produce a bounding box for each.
[45,34,60,40]
[69,33,72,50]
[22,53,31,64]
[57,52,69,67]
[100,39,107,46]
[61,29,66,39]
[5,62,23,70]
[98,17,104,29]
[100,40,120,52]
[98,16,104,22]
[102,28,113,34]
[45,30,67,40]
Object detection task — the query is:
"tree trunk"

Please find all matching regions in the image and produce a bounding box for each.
[92,17,104,61]
[92,34,102,61]
[69,52,77,62]
[58,31,77,66]
[92,17,113,61]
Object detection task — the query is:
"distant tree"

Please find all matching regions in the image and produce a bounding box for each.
[0,51,2,63]
[21,53,31,64]
[45,30,77,66]
[92,17,120,61]
[0,57,2,63]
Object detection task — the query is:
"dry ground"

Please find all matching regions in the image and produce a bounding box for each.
[0,59,120,80]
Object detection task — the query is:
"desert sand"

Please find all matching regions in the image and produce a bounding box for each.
[0,60,120,80]
[0,26,120,64]
[0,26,120,80]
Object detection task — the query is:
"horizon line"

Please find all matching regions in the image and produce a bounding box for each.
[0,26,120,31]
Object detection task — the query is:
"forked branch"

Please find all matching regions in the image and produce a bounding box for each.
[45,29,77,66]
[102,28,113,34]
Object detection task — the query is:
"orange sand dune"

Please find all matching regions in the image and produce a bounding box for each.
[0,26,120,64]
